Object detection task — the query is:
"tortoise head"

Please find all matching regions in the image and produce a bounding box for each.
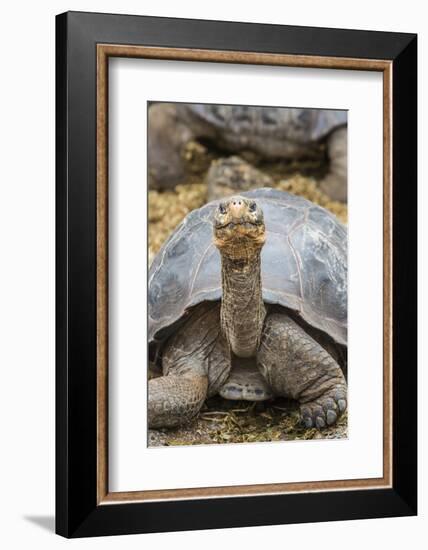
[213,196,266,260]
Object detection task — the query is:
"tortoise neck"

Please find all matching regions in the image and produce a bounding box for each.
[220,250,266,357]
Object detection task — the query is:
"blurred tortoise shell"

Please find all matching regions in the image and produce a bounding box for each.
[178,104,347,145]
[149,188,347,352]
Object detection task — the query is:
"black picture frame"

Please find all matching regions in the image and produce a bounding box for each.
[56,11,417,538]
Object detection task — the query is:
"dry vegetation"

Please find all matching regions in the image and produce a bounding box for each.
[149,397,347,447]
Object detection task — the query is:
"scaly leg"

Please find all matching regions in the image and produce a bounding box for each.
[148,303,231,428]
[257,312,347,429]
[148,374,208,428]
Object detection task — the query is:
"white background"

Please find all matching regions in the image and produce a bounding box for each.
[0,1,425,548]
[109,59,383,492]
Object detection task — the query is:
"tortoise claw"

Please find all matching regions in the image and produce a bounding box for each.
[303,416,313,428]
[300,390,347,431]
[326,409,337,426]
[338,399,347,413]
[315,416,326,429]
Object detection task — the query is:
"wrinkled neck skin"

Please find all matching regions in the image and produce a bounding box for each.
[220,247,266,358]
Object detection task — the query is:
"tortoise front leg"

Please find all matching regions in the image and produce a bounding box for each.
[148,374,208,428]
[319,126,347,202]
[148,103,194,190]
[257,312,347,429]
[149,302,231,429]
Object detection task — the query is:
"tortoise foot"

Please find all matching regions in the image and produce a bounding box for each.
[300,389,347,430]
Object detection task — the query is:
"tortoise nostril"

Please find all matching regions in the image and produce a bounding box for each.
[229,199,246,218]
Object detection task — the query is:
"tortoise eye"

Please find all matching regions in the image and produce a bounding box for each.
[249,202,257,212]
[218,203,226,214]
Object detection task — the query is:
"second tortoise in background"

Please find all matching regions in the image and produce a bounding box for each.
[148,103,347,201]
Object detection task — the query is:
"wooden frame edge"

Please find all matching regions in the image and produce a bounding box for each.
[99,44,391,71]
[97,45,109,503]
[96,44,393,504]
[382,62,393,489]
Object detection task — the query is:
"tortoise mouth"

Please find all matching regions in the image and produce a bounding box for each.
[214,220,266,253]
[214,220,262,230]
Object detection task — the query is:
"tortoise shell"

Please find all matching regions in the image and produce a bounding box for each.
[149,188,347,348]
[180,104,347,143]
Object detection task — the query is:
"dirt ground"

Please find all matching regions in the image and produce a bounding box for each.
[148,141,348,447]
[148,397,347,447]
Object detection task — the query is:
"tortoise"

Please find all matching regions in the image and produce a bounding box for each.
[148,188,347,430]
[205,155,274,201]
[148,103,347,201]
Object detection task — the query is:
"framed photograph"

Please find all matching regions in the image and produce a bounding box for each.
[56,11,417,538]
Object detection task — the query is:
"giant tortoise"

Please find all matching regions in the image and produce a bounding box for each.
[148,188,347,430]
[148,103,347,200]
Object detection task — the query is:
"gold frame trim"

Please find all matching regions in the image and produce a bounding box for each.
[96,44,393,504]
